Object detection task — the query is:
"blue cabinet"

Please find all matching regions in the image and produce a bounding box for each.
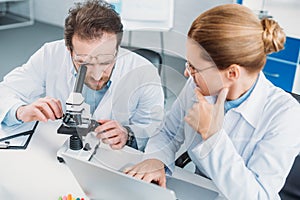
[263,36,300,92]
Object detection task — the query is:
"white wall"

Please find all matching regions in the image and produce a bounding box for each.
[121,0,233,57]
[32,0,233,57]
[243,0,300,38]
[15,0,300,57]
[33,0,81,27]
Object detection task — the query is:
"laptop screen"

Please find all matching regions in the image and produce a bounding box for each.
[62,145,219,200]
[63,152,177,200]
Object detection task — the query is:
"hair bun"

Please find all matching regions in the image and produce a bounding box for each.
[261,18,286,54]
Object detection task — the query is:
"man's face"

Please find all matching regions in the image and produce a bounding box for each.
[71,33,117,90]
[185,38,225,96]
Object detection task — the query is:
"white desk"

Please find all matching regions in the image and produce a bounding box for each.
[0,121,218,199]
[0,121,87,200]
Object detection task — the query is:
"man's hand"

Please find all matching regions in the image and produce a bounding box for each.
[123,159,166,188]
[95,119,129,150]
[16,97,63,122]
[184,87,228,140]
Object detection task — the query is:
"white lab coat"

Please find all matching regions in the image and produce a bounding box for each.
[0,40,164,150]
[144,73,300,199]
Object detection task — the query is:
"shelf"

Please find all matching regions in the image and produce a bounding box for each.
[0,0,33,30]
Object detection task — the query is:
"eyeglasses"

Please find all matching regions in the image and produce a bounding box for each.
[72,48,117,67]
[185,61,215,76]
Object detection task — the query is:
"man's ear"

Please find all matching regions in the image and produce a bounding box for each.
[226,64,241,81]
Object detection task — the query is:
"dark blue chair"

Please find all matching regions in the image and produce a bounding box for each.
[279,92,300,200]
[121,46,162,76]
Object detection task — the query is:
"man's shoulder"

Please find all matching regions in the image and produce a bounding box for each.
[42,39,66,50]
[38,39,69,61]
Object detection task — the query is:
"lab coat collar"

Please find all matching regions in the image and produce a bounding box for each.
[109,48,126,82]
[190,72,269,128]
[92,48,128,119]
[232,72,268,128]
[105,47,131,94]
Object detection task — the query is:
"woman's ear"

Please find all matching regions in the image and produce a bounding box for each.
[226,64,241,81]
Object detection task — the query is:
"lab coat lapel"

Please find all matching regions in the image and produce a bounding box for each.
[93,89,113,120]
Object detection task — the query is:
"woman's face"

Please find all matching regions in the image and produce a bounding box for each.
[185,38,226,96]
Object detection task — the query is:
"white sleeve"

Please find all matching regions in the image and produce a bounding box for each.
[0,45,46,123]
[143,80,192,170]
[113,62,165,151]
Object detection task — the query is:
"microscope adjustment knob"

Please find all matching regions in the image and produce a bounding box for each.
[69,135,83,150]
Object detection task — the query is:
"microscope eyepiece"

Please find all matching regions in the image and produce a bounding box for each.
[74,65,87,93]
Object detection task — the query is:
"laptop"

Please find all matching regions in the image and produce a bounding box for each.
[62,152,219,200]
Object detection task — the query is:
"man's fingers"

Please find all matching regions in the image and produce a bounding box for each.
[110,142,124,150]
[98,119,110,124]
[32,107,48,122]
[95,121,115,133]
[105,136,120,145]
[45,98,63,118]
[37,97,63,120]
[97,129,117,139]
[38,102,56,120]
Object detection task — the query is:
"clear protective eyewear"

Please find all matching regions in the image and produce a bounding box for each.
[185,61,215,76]
[72,48,117,68]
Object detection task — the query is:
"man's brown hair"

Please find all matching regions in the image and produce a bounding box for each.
[64,0,123,49]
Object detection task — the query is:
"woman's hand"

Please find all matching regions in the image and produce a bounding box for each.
[185,88,228,140]
[123,159,167,188]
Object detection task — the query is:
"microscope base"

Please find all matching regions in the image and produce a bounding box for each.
[57,132,100,163]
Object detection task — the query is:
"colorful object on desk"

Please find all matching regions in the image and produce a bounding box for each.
[58,194,84,200]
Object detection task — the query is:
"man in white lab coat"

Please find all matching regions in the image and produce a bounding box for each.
[0,0,164,151]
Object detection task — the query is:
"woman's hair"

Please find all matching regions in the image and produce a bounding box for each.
[64,0,123,49]
[188,4,286,73]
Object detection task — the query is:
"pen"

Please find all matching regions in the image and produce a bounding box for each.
[0,141,10,149]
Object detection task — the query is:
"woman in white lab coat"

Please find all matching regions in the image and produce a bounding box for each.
[125,4,300,199]
[0,0,164,151]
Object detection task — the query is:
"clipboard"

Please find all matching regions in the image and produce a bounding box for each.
[0,121,39,149]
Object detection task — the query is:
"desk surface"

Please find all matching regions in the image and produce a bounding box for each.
[0,121,87,200]
[0,121,218,199]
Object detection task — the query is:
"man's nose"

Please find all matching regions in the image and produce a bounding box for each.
[90,66,104,80]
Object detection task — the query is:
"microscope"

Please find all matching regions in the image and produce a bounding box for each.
[57,65,100,162]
